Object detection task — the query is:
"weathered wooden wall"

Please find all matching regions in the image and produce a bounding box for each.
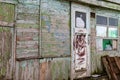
[15,0,71,80]
[16,0,40,59]
[39,0,71,79]
[15,0,40,80]
[15,59,39,80]
[0,2,15,80]
[41,0,70,57]
[1,0,120,80]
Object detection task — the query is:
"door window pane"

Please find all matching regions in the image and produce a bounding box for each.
[75,11,86,28]
[96,26,107,37]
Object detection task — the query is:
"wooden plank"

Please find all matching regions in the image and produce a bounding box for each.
[0,0,17,4]
[17,40,38,45]
[17,28,39,32]
[17,0,40,5]
[102,56,120,80]
[106,56,118,80]
[17,13,39,21]
[114,57,120,71]
[105,0,120,4]
[40,58,70,80]
[0,27,14,79]
[0,21,14,27]
[40,61,52,80]
[17,4,39,14]
[114,57,120,80]
[16,20,36,24]
[101,56,112,79]
[16,59,39,80]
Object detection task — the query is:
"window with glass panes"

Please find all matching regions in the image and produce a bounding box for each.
[96,15,118,51]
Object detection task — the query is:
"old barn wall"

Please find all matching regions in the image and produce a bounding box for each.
[16,0,40,59]
[1,0,120,80]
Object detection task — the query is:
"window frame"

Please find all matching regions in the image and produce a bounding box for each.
[96,15,119,51]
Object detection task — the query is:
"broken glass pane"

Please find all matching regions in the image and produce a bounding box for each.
[108,28,118,38]
[96,26,107,37]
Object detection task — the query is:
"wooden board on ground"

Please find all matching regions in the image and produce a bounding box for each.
[102,55,120,80]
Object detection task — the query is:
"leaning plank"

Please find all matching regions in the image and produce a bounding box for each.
[114,56,120,71]
[110,57,119,74]
[114,57,120,80]
[106,56,118,80]
[101,56,111,79]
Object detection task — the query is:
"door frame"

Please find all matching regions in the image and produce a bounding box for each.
[71,2,91,79]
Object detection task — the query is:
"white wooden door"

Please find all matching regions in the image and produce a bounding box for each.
[71,2,90,79]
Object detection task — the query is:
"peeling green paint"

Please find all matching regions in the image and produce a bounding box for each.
[0,3,14,22]
[0,27,12,78]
